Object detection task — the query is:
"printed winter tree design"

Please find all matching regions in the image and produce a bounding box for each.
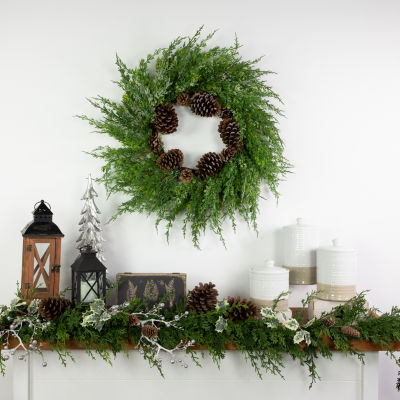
[76,174,105,262]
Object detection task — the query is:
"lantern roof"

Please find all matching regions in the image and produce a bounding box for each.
[21,200,64,237]
[71,246,107,273]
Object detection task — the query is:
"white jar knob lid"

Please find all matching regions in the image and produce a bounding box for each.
[265,259,275,268]
[332,238,341,247]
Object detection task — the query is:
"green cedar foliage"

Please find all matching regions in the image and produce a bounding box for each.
[1,292,400,390]
[79,27,291,247]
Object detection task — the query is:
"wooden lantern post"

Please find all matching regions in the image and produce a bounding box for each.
[21,200,64,298]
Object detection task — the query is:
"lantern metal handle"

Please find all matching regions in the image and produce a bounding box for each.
[79,245,96,253]
[34,200,52,210]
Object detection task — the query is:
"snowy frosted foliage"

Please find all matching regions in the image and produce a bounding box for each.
[76,174,105,262]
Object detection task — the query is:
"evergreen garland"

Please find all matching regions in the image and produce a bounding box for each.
[1,291,400,390]
[79,27,290,247]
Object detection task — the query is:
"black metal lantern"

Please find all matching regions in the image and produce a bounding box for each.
[71,245,106,303]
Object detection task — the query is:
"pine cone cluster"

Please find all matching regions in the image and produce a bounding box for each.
[190,92,221,117]
[128,314,140,327]
[218,118,241,148]
[219,107,233,119]
[341,325,361,338]
[142,324,158,339]
[176,92,192,106]
[155,103,178,134]
[322,316,336,328]
[148,135,163,154]
[186,282,219,314]
[38,297,72,321]
[226,296,259,322]
[157,149,184,170]
[196,152,224,179]
[179,168,194,183]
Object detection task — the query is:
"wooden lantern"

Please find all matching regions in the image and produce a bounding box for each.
[21,200,64,298]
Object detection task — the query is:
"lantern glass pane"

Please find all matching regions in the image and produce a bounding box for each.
[80,272,99,303]
[34,242,51,293]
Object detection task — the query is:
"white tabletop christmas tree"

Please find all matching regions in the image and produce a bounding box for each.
[76,174,105,262]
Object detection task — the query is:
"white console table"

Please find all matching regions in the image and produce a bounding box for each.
[11,350,379,400]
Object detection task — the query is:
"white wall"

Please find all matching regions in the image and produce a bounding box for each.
[0,0,399,398]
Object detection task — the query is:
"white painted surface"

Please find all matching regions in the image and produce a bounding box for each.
[0,0,399,399]
[10,351,378,400]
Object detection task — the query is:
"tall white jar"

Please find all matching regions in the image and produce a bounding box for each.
[282,218,319,285]
[249,260,290,312]
[316,239,357,301]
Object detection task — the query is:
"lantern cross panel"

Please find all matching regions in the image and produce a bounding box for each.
[81,273,101,301]
[32,243,52,291]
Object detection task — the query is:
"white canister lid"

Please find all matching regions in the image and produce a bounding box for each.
[318,238,356,254]
[251,260,288,275]
[283,217,315,230]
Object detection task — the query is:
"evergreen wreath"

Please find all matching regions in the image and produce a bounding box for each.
[80,28,291,247]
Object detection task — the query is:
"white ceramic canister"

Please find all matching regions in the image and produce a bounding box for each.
[249,260,290,312]
[316,239,357,301]
[282,218,319,285]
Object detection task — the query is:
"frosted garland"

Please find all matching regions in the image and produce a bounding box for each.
[0,299,48,368]
[132,303,193,368]
[76,174,105,262]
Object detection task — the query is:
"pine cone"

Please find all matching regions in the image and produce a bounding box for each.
[341,325,361,338]
[226,296,259,323]
[220,147,238,163]
[148,135,163,154]
[176,92,191,106]
[157,149,184,170]
[190,92,221,117]
[128,314,140,327]
[196,152,224,179]
[0,323,4,332]
[322,316,336,328]
[38,297,72,321]
[219,107,233,119]
[186,282,219,314]
[218,118,241,148]
[179,168,194,183]
[154,103,178,134]
[142,324,158,339]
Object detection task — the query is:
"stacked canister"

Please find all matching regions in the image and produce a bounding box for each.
[316,238,357,301]
[249,217,358,316]
[282,218,318,285]
[249,260,290,315]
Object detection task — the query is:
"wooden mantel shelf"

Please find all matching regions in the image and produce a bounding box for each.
[2,337,400,352]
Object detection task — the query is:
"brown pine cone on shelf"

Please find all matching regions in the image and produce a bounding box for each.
[142,324,158,339]
[128,314,140,327]
[38,297,72,321]
[154,103,178,134]
[186,282,219,314]
[179,168,194,183]
[190,92,221,117]
[196,152,224,179]
[148,135,163,154]
[341,325,361,338]
[157,149,184,170]
[176,92,192,106]
[226,296,259,323]
[218,118,241,148]
[322,316,336,328]
[220,147,238,163]
[219,107,233,119]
